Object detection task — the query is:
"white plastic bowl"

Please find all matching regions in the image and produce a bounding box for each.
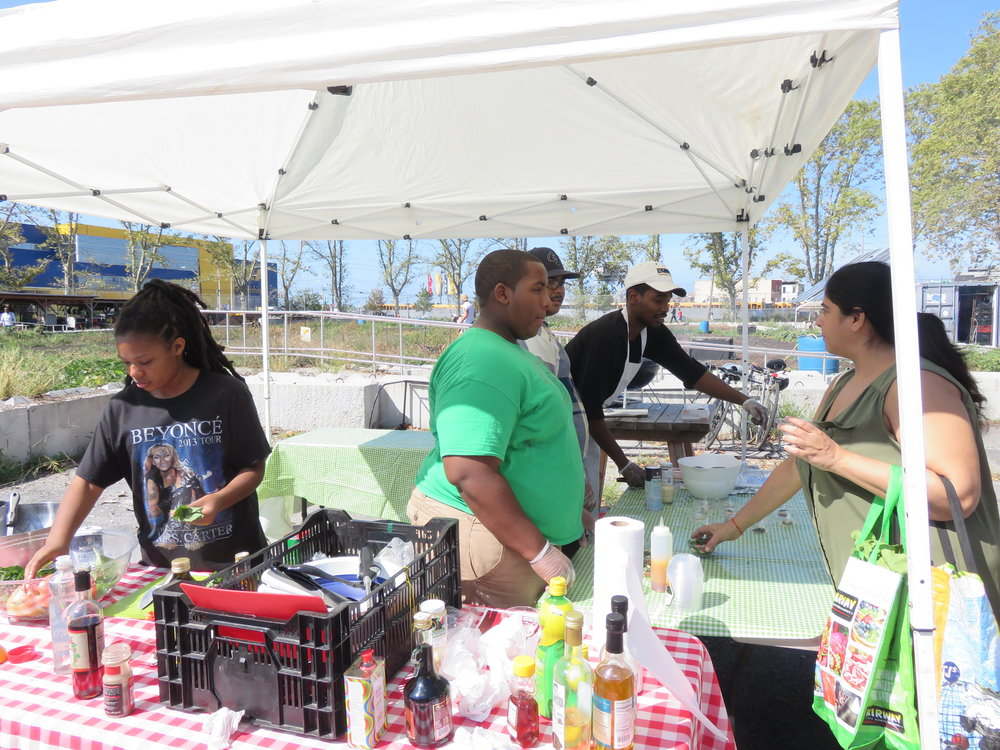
[678,453,743,500]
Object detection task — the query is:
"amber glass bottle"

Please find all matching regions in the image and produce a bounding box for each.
[592,612,635,750]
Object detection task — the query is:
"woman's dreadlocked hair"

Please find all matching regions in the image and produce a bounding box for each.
[115,279,244,384]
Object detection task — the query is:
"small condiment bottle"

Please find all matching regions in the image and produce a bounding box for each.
[650,525,673,593]
[234,551,257,591]
[419,599,448,670]
[508,655,540,748]
[102,643,134,717]
[169,557,193,582]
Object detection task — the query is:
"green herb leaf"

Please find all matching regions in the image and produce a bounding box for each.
[172,505,205,523]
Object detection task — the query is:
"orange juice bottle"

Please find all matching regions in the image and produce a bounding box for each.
[650,525,672,593]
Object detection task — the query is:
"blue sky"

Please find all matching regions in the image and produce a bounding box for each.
[0,0,993,303]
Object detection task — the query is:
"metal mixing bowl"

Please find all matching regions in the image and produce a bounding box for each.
[0,501,61,568]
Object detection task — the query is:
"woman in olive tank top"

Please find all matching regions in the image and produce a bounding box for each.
[693,261,1000,617]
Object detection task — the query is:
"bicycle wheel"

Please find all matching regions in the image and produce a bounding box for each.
[747,378,781,449]
[702,398,731,449]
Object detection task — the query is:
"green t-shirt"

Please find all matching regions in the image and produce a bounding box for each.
[415,327,584,545]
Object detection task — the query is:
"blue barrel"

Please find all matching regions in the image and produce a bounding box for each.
[698,320,711,333]
[797,335,839,375]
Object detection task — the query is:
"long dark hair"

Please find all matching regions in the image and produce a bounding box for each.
[115,279,243,384]
[825,261,985,418]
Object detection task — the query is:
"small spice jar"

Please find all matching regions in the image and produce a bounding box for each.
[102,642,134,717]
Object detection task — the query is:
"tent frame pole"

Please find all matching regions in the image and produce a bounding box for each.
[877,28,938,748]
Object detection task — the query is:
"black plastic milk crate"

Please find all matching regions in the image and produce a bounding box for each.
[153,509,460,739]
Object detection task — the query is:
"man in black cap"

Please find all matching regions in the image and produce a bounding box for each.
[567,261,766,489]
[518,247,595,520]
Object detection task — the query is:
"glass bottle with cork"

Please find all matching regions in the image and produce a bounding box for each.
[593,612,636,750]
[535,575,573,718]
[551,609,593,750]
[65,568,104,699]
[508,654,540,748]
[404,613,453,748]
[419,598,448,671]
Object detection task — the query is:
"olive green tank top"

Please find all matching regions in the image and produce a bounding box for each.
[796,359,1000,616]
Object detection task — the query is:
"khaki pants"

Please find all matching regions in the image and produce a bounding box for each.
[407,487,546,609]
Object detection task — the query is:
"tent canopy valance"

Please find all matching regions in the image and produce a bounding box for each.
[0,0,894,241]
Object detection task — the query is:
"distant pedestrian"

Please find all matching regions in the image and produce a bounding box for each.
[0,305,14,328]
[458,294,476,325]
[668,304,679,323]
[676,307,684,323]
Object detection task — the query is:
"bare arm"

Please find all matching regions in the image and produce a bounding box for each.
[691,370,749,406]
[692,457,803,552]
[781,370,980,521]
[24,475,105,578]
[188,460,267,526]
[442,455,546,561]
[588,418,629,471]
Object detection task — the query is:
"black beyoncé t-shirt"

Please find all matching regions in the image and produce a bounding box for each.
[566,310,707,421]
[78,370,271,570]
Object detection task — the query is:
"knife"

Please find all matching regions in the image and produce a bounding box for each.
[5,492,20,536]
[359,546,379,596]
[138,574,170,609]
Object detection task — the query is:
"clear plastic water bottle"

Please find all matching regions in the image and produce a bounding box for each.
[48,554,76,675]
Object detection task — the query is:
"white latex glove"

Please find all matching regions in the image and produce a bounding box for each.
[742,398,768,425]
[620,461,645,487]
[529,542,576,588]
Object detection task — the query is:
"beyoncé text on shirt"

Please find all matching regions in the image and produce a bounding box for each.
[129,418,223,445]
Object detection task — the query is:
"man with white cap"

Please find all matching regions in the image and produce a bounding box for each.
[566,261,767,488]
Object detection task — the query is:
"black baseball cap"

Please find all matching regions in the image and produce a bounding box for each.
[528,247,580,280]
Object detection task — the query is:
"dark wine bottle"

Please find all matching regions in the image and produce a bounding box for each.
[403,642,454,748]
[65,568,105,700]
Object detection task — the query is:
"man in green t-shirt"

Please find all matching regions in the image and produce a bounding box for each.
[408,249,585,608]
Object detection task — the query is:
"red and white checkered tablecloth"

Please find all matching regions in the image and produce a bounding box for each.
[0,565,735,750]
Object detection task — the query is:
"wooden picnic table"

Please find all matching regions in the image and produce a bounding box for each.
[605,401,712,465]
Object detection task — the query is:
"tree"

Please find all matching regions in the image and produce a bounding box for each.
[120,222,168,292]
[362,287,386,315]
[288,289,325,310]
[634,235,663,263]
[39,209,82,293]
[559,235,634,293]
[203,237,260,309]
[0,202,47,290]
[909,13,1000,267]
[771,99,883,284]
[275,240,308,310]
[434,238,484,314]
[485,237,527,252]
[413,286,434,314]
[683,225,774,315]
[307,240,349,310]
[376,238,419,313]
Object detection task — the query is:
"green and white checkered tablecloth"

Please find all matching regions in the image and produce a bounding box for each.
[258,427,436,522]
[570,486,835,643]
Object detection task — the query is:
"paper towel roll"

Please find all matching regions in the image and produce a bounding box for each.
[593,516,645,627]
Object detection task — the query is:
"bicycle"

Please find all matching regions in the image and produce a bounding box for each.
[692,360,789,453]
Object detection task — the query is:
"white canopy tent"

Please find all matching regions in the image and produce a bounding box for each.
[0,1,937,743]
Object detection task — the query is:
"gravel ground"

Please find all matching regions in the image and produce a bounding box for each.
[5,424,1000,750]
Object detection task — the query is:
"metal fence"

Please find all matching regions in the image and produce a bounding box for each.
[205,308,843,375]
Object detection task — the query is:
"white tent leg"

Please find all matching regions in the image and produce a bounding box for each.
[260,237,272,443]
[877,28,938,747]
[739,228,750,461]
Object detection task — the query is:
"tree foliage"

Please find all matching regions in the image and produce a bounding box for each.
[434,238,483,313]
[39,210,82,293]
[909,12,1000,266]
[203,237,260,309]
[376,238,420,313]
[683,224,774,314]
[771,99,883,284]
[0,202,46,291]
[413,286,434,314]
[120,222,168,292]
[362,287,386,314]
[558,235,634,293]
[306,240,349,311]
[275,240,308,310]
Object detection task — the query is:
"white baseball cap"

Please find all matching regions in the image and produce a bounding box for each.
[623,261,687,297]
